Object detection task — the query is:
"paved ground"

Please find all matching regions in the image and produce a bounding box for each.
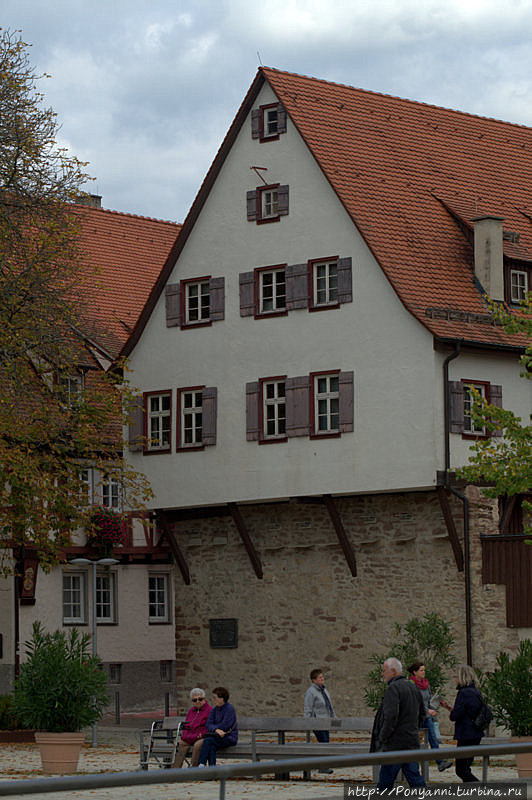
[0,724,528,800]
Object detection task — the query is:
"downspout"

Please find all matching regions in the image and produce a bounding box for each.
[443,341,473,665]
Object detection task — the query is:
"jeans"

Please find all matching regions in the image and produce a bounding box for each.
[424,717,446,765]
[377,761,426,790]
[314,730,330,743]
[456,737,481,782]
[198,735,235,766]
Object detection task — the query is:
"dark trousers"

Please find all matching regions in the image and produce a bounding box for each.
[377,761,425,790]
[198,736,235,766]
[313,729,330,743]
[456,737,481,782]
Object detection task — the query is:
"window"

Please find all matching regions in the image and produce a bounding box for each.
[109,663,122,684]
[251,103,287,142]
[145,391,171,453]
[58,373,83,406]
[96,572,116,623]
[102,475,121,509]
[449,380,502,438]
[261,378,286,441]
[257,266,287,316]
[184,278,210,325]
[510,269,528,304]
[79,468,93,505]
[177,386,217,450]
[312,373,340,434]
[160,660,172,682]
[63,573,86,624]
[164,277,225,328]
[311,259,338,308]
[246,184,289,224]
[149,574,170,623]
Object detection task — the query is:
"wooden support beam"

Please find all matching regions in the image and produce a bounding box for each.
[228,503,263,579]
[158,515,191,585]
[322,494,357,577]
[498,495,516,534]
[436,486,464,572]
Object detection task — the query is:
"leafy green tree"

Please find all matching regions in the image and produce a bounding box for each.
[364,613,457,710]
[0,29,152,572]
[483,639,532,736]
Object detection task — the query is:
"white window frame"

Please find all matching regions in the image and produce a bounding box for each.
[147,393,171,451]
[62,572,87,624]
[263,107,278,138]
[59,373,84,406]
[510,269,528,304]
[259,268,286,314]
[185,280,210,324]
[79,467,93,505]
[262,379,286,439]
[102,474,121,510]
[149,574,170,623]
[96,571,116,623]
[314,374,340,434]
[261,188,278,219]
[463,383,487,435]
[313,260,338,307]
[180,389,203,447]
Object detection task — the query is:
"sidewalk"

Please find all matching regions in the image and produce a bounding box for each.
[0,727,528,800]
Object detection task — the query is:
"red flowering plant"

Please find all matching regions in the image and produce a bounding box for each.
[87,506,126,552]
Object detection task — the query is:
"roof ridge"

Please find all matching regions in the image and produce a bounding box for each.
[261,66,532,133]
[73,203,181,227]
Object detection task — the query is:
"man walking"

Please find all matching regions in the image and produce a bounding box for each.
[304,668,335,774]
[370,657,426,790]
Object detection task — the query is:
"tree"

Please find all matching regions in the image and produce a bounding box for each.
[0,29,152,573]
[458,293,531,535]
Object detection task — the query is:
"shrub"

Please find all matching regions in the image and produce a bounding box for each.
[0,694,22,730]
[483,639,532,737]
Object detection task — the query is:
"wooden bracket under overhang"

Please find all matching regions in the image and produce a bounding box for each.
[322,494,357,577]
[228,502,263,579]
[436,486,464,571]
[158,513,191,585]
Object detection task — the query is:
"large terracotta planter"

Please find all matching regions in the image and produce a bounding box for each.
[34,731,85,774]
[512,736,532,779]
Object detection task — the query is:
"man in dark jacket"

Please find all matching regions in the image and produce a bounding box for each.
[371,657,426,790]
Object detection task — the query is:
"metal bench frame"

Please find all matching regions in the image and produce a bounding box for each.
[139,717,184,770]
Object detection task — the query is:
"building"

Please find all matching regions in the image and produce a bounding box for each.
[0,199,182,708]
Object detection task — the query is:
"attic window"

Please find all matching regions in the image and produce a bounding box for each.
[251,104,287,142]
[503,230,520,243]
[510,269,528,304]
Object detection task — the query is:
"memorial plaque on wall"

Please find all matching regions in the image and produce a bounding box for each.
[209,618,238,648]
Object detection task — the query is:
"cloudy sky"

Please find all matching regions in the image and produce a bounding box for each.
[3,0,532,222]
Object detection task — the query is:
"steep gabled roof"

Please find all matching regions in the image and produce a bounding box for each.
[121,68,531,357]
[74,205,181,358]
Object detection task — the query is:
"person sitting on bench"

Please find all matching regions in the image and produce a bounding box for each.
[197,686,238,766]
[173,688,211,768]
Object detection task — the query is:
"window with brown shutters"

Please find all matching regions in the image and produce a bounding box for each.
[309,257,353,311]
[143,391,172,454]
[246,184,289,224]
[176,386,218,451]
[251,103,287,142]
[164,277,225,329]
[449,380,503,439]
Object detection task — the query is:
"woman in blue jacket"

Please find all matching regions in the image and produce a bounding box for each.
[440,664,483,782]
[197,686,238,767]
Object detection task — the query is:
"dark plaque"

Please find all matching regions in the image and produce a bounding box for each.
[209,618,238,649]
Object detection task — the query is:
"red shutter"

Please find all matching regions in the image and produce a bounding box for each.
[490,384,503,437]
[209,276,225,321]
[239,272,255,316]
[128,394,144,452]
[339,371,354,433]
[277,185,289,216]
[202,387,217,446]
[251,109,260,139]
[337,257,353,304]
[247,190,258,221]
[246,382,259,441]
[286,263,309,310]
[165,283,181,327]
[286,376,310,437]
[277,105,287,134]
[449,381,464,433]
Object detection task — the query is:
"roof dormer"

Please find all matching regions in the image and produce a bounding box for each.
[472,215,505,301]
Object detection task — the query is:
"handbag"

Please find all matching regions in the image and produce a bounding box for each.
[474,700,493,732]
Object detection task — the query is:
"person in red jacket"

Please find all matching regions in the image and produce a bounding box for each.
[173,688,212,767]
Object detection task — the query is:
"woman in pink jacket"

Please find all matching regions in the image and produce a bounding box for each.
[173,688,212,767]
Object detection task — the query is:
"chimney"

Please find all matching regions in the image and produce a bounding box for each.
[472,215,504,300]
[76,193,102,208]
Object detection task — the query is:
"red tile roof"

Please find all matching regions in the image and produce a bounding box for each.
[74,205,180,358]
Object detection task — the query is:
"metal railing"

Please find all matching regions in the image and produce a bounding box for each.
[0,741,530,799]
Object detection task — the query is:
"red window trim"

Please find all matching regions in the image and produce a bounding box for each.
[308,256,341,312]
[309,370,341,439]
[176,385,206,452]
[504,263,530,306]
[180,276,213,329]
[461,379,491,441]
[259,103,280,143]
[254,265,288,319]
[143,390,172,455]
[256,183,281,225]
[258,375,288,444]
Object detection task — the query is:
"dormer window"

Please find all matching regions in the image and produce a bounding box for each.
[251,103,287,142]
[510,269,528,304]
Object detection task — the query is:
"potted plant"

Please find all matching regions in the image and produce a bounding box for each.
[87,506,126,556]
[483,639,532,778]
[13,621,109,773]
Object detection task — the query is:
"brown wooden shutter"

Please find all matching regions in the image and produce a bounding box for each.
[339,371,354,433]
[128,394,144,452]
[165,283,181,327]
[490,384,503,437]
[449,381,464,433]
[286,263,309,310]
[277,185,289,216]
[246,382,259,441]
[251,109,260,139]
[286,375,310,437]
[277,105,287,134]
[202,387,217,446]
[337,257,353,304]
[209,276,225,321]
[247,190,258,221]
[239,271,255,316]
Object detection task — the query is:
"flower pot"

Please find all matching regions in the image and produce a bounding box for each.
[35,731,85,774]
[511,736,532,778]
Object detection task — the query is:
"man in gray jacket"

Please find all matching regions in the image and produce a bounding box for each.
[370,657,426,790]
